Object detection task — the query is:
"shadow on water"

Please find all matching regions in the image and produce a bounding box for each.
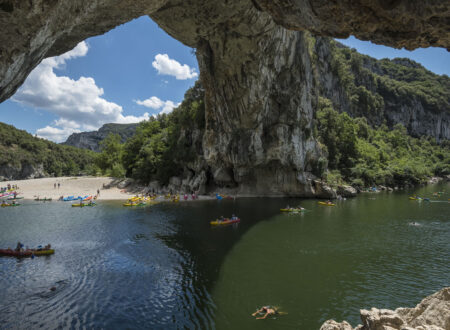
[0,183,448,329]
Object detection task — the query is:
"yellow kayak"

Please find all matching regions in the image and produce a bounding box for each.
[33,249,55,256]
[72,203,96,207]
[318,202,335,206]
[123,203,146,207]
[409,197,422,200]
[280,208,305,212]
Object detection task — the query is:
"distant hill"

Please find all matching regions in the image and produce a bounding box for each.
[0,122,94,180]
[63,123,139,152]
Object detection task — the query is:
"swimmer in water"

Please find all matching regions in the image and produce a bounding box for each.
[252,306,278,319]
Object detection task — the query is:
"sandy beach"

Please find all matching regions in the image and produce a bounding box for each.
[1,176,216,201]
[2,177,136,200]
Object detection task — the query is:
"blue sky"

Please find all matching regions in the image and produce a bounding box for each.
[0,15,448,142]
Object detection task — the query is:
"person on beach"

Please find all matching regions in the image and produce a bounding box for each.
[54,183,56,189]
[252,306,278,319]
[58,183,60,189]
[97,189,100,196]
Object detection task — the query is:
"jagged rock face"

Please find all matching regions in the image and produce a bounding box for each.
[0,162,46,180]
[1,0,449,103]
[254,0,450,51]
[0,0,449,194]
[320,287,450,330]
[63,123,138,152]
[313,38,450,141]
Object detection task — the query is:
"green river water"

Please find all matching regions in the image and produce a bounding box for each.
[0,183,448,329]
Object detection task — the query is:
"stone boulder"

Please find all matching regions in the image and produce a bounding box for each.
[320,287,450,330]
[337,185,357,198]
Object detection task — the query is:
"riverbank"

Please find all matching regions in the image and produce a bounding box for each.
[0,177,209,201]
[2,175,448,201]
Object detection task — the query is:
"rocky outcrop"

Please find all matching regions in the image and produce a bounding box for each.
[1,0,449,103]
[320,287,450,330]
[63,123,138,152]
[0,0,448,195]
[254,0,450,51]
[313,38,450,141]
[0,162,46,180]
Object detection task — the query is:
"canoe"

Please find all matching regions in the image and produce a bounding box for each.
[280,208,305,212]
[32,249,55,256]
[72,203,96,207]
[0,249,32,257]
[1,203,21,207]
[210,218,240,226]
[0,248,54,257]
[123,203,146,207]
[318,202,335,206]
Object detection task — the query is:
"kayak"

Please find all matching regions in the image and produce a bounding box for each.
[210,218,240,226]
[32,249,55,256]
[7,196,23,200]
[72,203,96,207]
[318,202,335,206]
[280,208,305,212]
[63,196,75,201]
[1,203,20,207]
[123,203,146,207]
[0,249,32,257]
[0,248,54,258]
[409,197,422,200]
[35,198,52,201]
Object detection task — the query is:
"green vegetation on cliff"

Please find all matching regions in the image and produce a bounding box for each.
[93,81,205,183]
[329,40,450,119]
[315,97,450,187]
[0,122,95,178]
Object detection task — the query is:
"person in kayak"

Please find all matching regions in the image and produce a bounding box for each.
[231,214,238,220]
[252,306,278,319]
[15,242,24,252]
[218,216,225,223]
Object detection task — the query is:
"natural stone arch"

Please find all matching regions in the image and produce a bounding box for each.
[0,0,448,195]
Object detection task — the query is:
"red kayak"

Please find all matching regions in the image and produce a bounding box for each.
[0,249,32,258]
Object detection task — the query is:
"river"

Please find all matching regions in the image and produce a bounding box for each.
[0,183,448,329]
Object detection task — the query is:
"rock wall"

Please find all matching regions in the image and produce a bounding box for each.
[313,38,450,141]
[0,0,448,194]
[320,287,450,330]
[0,163,46,181]
[63,123,138,152]
[1,0,449,103]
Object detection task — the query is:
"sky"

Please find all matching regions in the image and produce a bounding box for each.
[0,15,448,142]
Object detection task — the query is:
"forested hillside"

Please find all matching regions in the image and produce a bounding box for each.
[0,122,95,180]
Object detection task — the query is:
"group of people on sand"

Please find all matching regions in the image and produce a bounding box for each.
[1,184,18,193]
[53,182,61,189]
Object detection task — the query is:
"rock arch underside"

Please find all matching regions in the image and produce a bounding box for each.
[1,0,449,195]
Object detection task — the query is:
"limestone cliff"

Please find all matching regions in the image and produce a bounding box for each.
[320,287,450,330]
[313,38,450,141]
[63,123,138,152]
[0,0,449,194]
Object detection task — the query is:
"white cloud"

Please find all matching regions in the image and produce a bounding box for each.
[135,96,180,115]
[152,54,198,80]
[135,96,164,109]
[36,126,80,143]
[12,41,149,142]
